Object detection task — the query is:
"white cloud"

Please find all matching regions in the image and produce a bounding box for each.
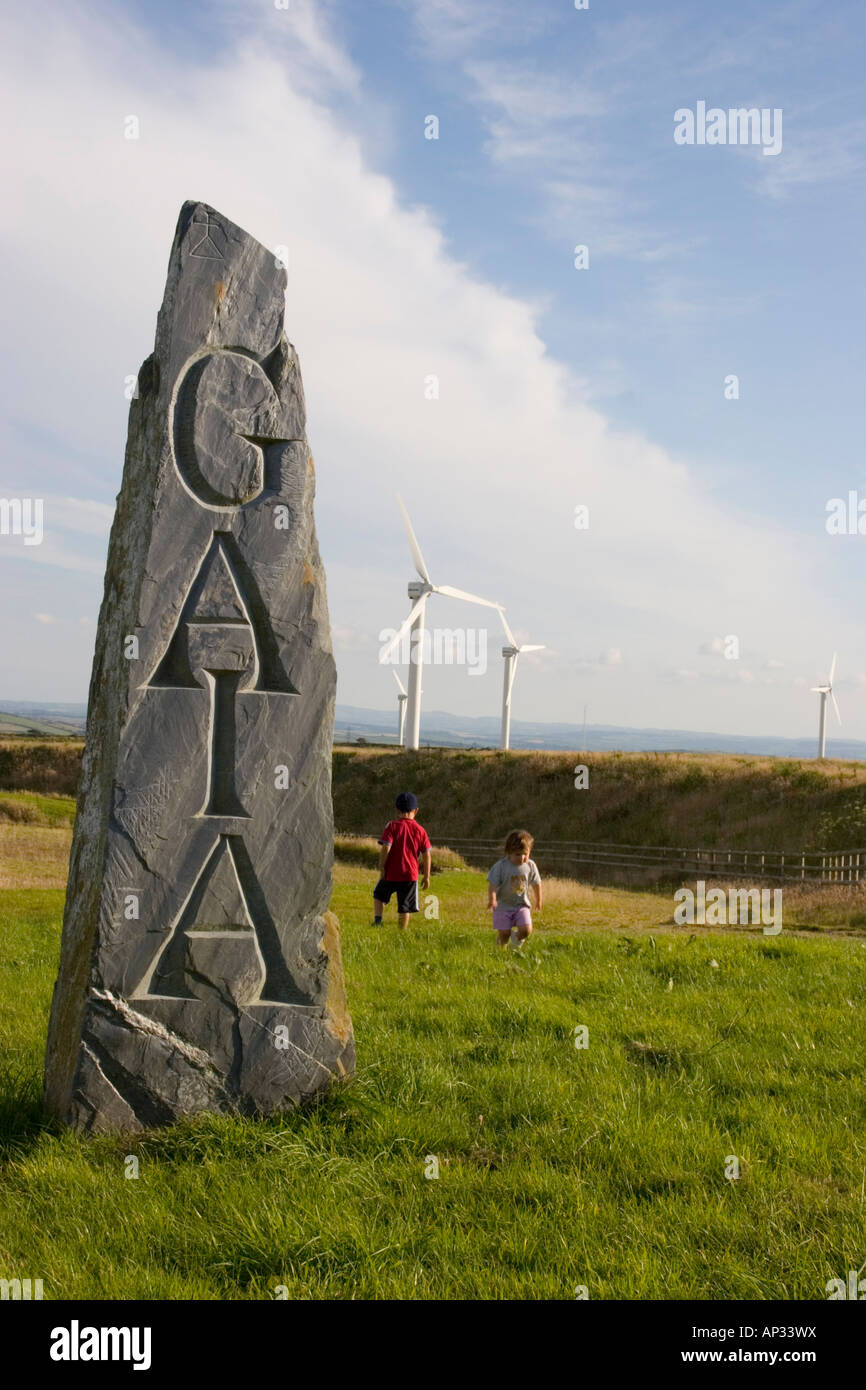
[274,0,362,95]
[464,58,605,133]
[1,542,106,576]
[575,648,624,670]
[43,498,114,536]
[0,496,112,572]
[332,623,375,652]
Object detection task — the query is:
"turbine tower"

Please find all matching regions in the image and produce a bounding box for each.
[380,495,502,750]
[498,611,545,750]
[393,669,408,747]
[811,652,841,759]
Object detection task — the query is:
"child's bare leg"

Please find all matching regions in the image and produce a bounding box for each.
[496,929,511,948]
[373,898,386,917]
[398,912,410,929]
[511,913,532,946]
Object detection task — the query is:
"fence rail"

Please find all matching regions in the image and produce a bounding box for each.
[416,835,866,886]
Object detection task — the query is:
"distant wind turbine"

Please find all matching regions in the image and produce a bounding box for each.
[380,495,502,750]
[498,611,545,750]
[811,652,841,759]
[392,669,408,747]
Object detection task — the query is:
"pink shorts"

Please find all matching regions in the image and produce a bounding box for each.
[492,906,532,934]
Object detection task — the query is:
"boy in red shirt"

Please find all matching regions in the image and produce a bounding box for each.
[373,792,432,927]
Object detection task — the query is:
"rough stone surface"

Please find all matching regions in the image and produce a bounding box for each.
[44,201,354,1133]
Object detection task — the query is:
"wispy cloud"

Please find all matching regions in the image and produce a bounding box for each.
[759,118,866,199]
[0,495,112,572]
[408,0,544,62]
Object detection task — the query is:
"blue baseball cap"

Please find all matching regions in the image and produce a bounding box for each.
[395,792,419,811]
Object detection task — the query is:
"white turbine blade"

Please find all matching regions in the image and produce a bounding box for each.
[397,494,430,584]
[379,595,427,663]
[829,651,837,684]
[392,669,407,697]
[506,651,519,702]
[519,644,546,654]
[433,584,502,610]
[498,609,518,649]
[831,690,842,726]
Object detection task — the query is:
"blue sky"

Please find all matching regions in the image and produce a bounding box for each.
[2,0,866,740]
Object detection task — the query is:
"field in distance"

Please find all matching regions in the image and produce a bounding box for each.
[8,740,866,855]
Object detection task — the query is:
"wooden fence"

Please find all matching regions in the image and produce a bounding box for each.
[422,836,866,886]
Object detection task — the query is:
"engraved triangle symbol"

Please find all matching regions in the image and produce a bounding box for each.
[188,838,253,931]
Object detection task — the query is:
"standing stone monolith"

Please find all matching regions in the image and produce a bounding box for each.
[44,201,354,1132]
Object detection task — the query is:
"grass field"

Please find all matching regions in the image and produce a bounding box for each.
[1,805,865,1299]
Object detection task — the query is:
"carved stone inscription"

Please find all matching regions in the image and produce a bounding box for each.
[44,202,353,1132]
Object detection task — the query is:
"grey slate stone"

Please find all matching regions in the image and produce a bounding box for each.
[44,201,354,1132]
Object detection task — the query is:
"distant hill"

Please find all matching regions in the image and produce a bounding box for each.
[4,734,866,857]
[335,705,863,761]
[332,746,866,855]
[2,698,860,759]
[0,702,87,738]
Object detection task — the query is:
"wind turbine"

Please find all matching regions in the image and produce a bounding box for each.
[380,495,502,750]
[392,669,408,747]
[811,652,841,759]
[499,611,545,750]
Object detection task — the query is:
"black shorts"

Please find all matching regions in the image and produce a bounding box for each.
[373,880,420,913]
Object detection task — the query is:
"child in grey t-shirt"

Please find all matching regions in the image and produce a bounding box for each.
[487,828,542,949]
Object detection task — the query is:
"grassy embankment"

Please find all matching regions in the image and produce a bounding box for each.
[332,746,866,851]
[8,740,866,851]
[0,793,864,1297]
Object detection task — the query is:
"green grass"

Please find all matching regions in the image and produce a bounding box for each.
[0,791,76,828]
[1,865,864,1300]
